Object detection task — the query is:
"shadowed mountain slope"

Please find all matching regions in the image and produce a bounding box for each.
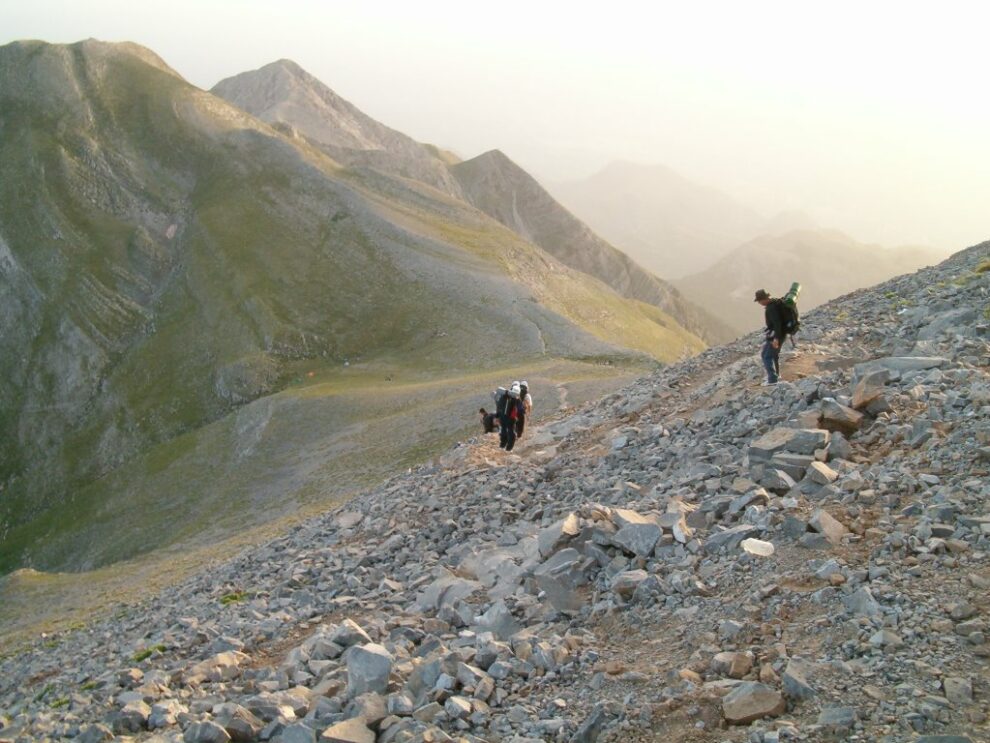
[450,150,735,345]
[0,40,704,572]
[211,64,731,346]
[675,229,943,337]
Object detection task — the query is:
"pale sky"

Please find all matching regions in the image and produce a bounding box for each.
[3,0,988,253]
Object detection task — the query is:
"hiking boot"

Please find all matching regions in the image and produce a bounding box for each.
[761,380,777,386]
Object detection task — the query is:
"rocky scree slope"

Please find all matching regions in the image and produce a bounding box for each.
[0,39,699,574]
[1,239,987,742]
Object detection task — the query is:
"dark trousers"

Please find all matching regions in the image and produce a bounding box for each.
[515,413,526,438]
[499,414,516,451]
[761,338,780,383]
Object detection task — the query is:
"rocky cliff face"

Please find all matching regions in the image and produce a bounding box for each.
[676,229,944,337]
[3,242,987,741]
[451,150,736,345]
[211,60,464,197]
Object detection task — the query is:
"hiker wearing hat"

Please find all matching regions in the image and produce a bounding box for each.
[499,384,523,451]
[754,289,785,385]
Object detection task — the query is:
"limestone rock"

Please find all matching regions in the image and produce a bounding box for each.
[721,681,786,724]
[346,643,393,696]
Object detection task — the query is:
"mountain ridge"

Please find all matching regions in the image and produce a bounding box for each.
[0,39,705,574]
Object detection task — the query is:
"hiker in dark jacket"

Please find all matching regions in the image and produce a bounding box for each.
[755,289,785,385]
[514,381,532,439]
[479,408,498,434]
[499,384,522,451]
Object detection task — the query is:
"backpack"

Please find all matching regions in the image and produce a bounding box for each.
[493,387,509,416]
[779,281,801,336]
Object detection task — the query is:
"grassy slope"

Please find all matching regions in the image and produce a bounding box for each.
[1,41,703,576]
[0,358,642,649]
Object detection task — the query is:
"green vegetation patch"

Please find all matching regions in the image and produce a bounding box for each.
[132,643,167,662]
[220,591,251,606]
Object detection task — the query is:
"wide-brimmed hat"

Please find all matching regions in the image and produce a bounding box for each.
[754,289,770,302]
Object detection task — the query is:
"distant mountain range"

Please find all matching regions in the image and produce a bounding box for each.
[0,40,715,573]
[675,229,942,336]
[551,161,783,279]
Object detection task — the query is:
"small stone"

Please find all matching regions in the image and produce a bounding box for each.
[943,677,973,705]
[721,681,786,724]
[817,706,857,732]
[444,696,473,720]
[711,651,754,679]
[114,700,152,734]
[346,643,393,696]
[330,619,373,648]
[782,657,817,700]
[319,717,374,743]
[184,721,232,743]
[809,509,849,544]
[820,400,864,435]
[611,569,648,599]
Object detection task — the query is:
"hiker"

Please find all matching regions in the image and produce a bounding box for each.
[498,384,522,451]
[754,289,785,385]
[479,407,498,434]
[515,381,533,438]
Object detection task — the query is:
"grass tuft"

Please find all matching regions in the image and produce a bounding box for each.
[132,643,166,662]
[220,591,250,606]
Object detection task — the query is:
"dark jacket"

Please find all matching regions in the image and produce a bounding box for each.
[764,299,786,343]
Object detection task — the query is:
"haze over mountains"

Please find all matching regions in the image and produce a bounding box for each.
[0,40,710,574]
[675,229,942,337]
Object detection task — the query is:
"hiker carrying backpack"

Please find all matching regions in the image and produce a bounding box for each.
[498,383,522,451]
[754,283,801,385]
[515,381,533,438]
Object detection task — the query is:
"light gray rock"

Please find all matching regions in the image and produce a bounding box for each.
[346,643,393,696]
[184,721,231,743]
[537,513,581,557]
[612,522,661,557]
[721,681,786,724]
[820,399,864,435]
[277,724,318,743]
[319,717,374,743]
[806,461,839,485]
[705,524,760,553]
[114,700,151,734]
[782,657,817,700]
[809,508,848,544]
[749,428,830,461]
[816,706,857,732]
[611,569,648,599]
[844,587,882,616]
[851,369,890,409]
[943,676,973,705]
[330,619,373,648]
[214,703,263,742]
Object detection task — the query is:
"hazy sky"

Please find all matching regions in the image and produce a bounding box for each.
[3,1,988,252]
